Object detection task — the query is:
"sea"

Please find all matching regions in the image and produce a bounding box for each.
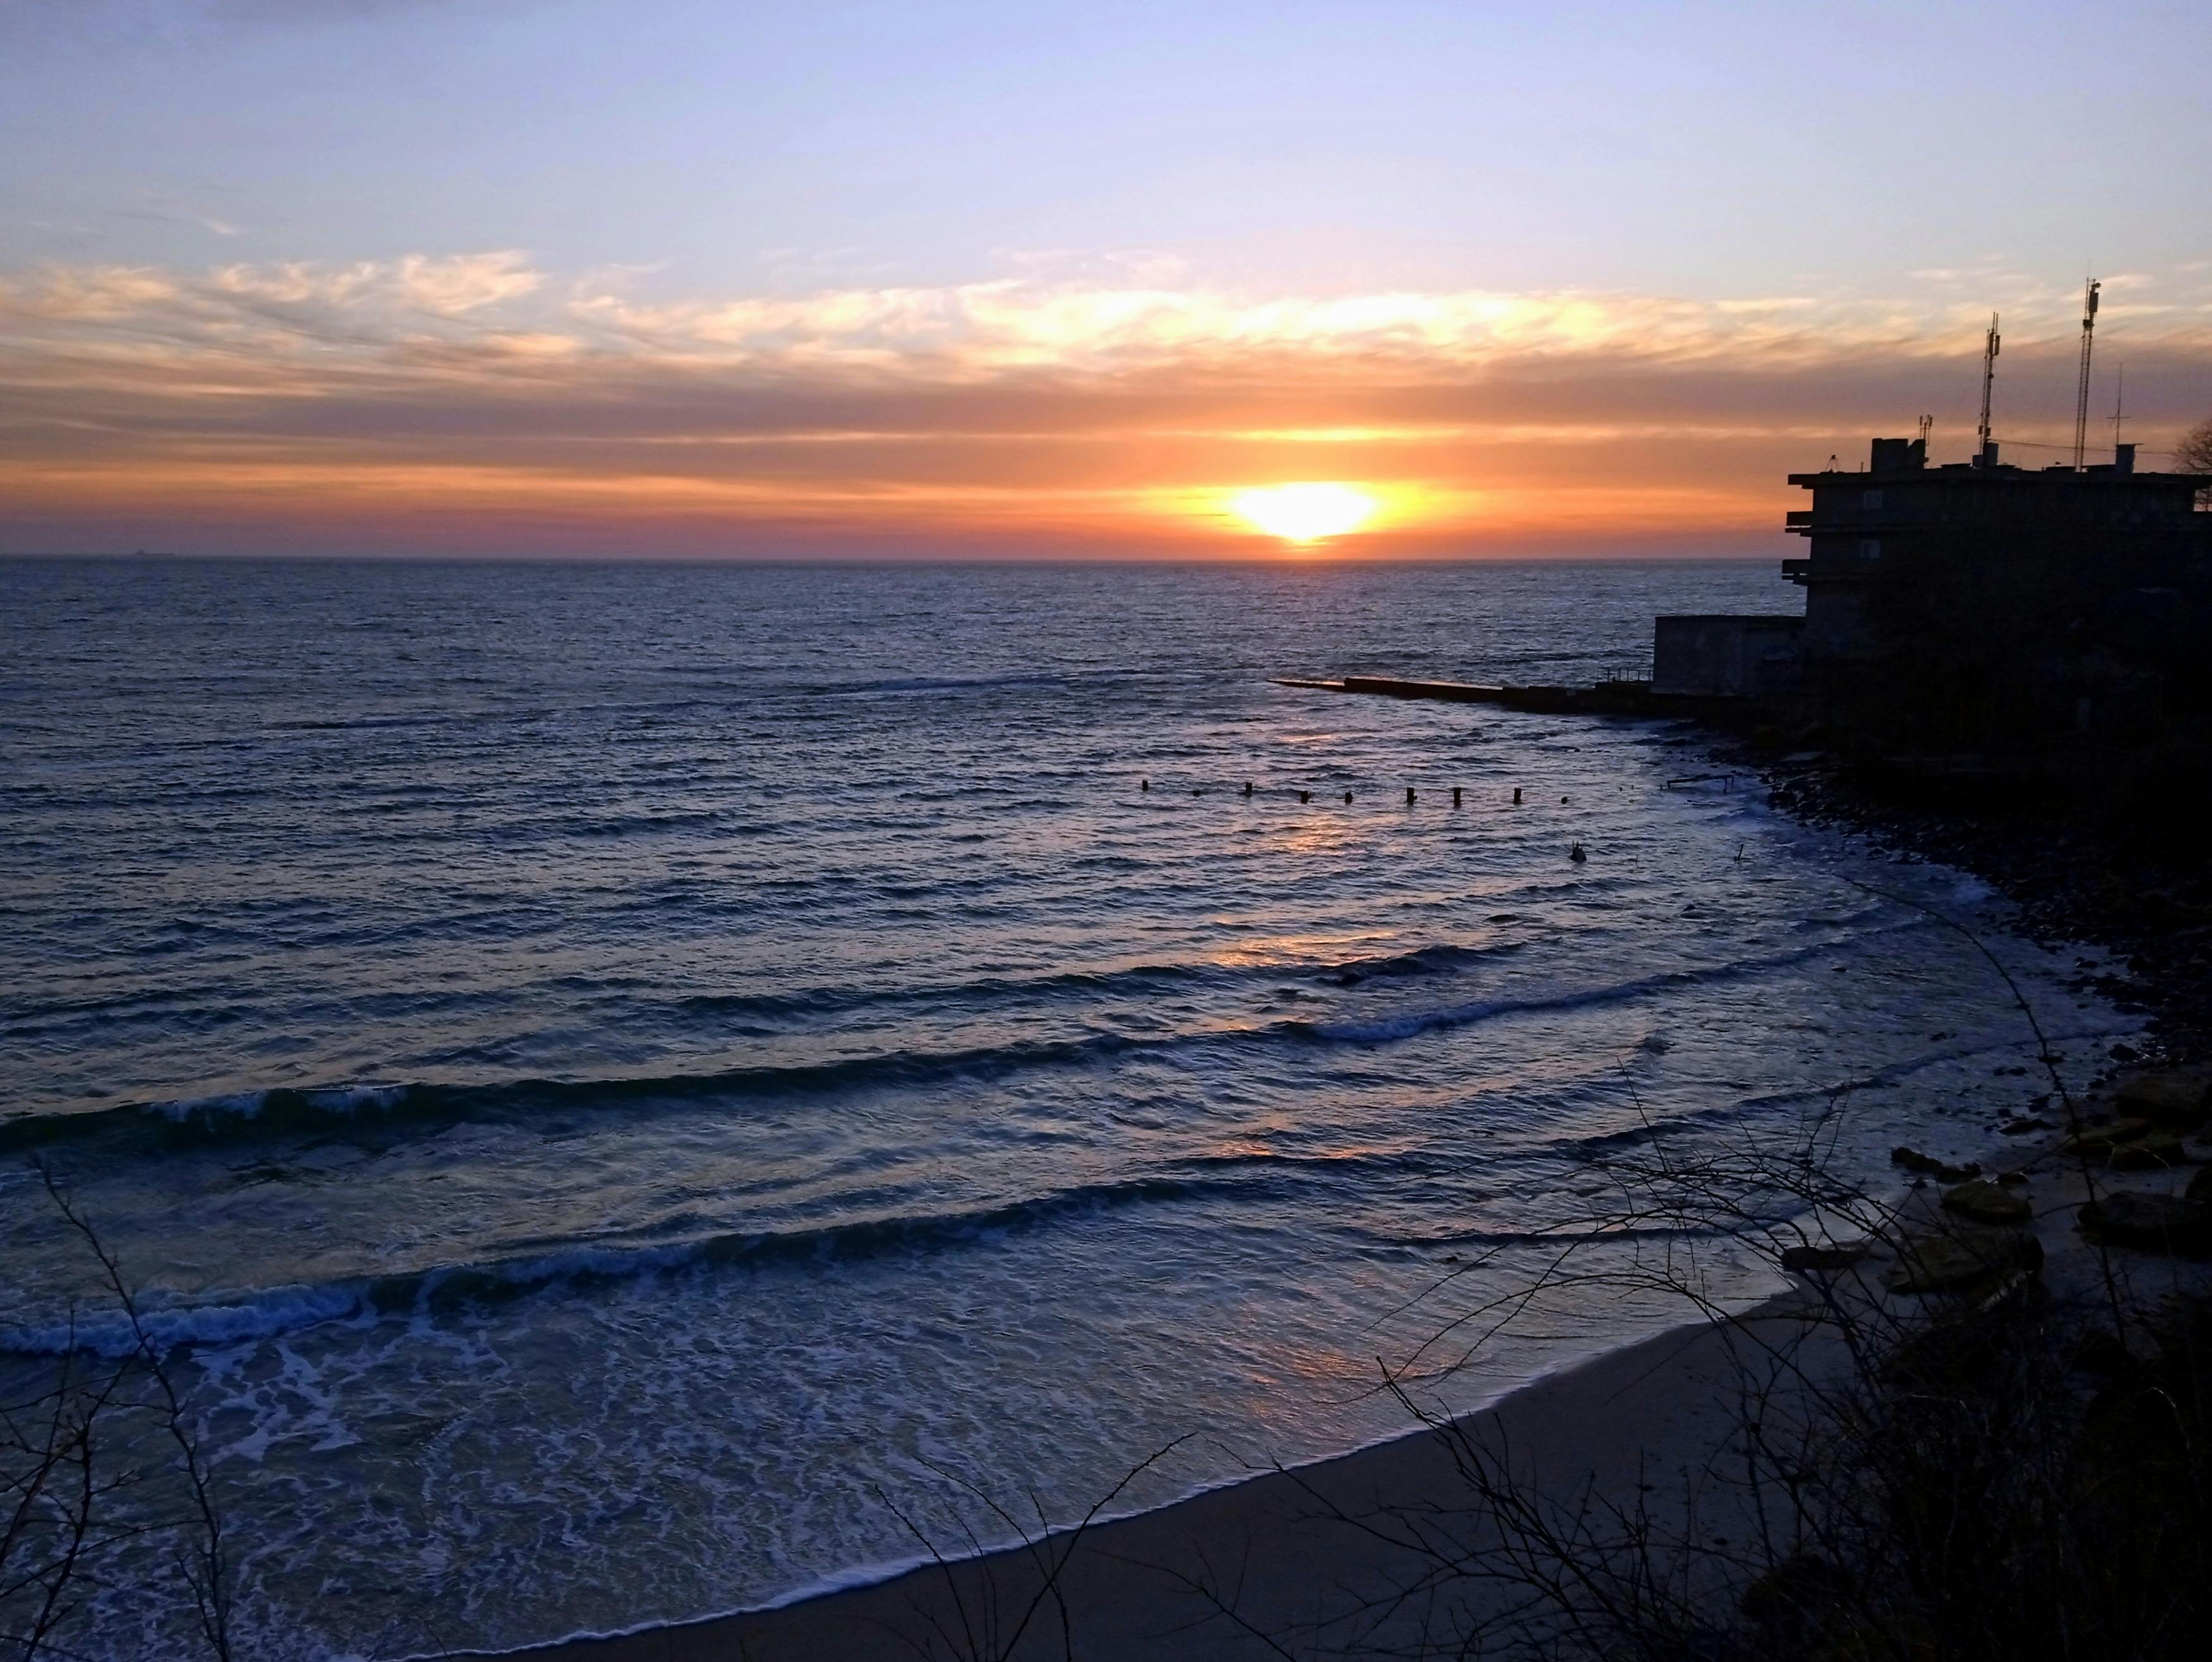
[0,556,2133,1659]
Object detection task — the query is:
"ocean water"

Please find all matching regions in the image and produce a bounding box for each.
[0,557,2130,1659]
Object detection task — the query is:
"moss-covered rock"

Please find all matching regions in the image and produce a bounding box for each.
[2077,1190,2212,1255]
[1941,1179,2032,1225]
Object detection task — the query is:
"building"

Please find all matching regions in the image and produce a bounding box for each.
[1782,437,2206,663]
[1650,613,1803,698]
[1654,437,2211,731]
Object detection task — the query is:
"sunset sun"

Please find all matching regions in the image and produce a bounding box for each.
[1229,483,1378,545]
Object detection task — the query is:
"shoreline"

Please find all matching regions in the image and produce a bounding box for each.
[467,1312,1710,1653]
[516,1140,2212,1662]
[501,746,2194,1662]
[516,1291,1830,1661]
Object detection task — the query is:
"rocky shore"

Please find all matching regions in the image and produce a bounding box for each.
[1743,731,2212,1263]
[1752,742,2212,1054]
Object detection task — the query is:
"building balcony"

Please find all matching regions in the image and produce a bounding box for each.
[1783,555,1888,586]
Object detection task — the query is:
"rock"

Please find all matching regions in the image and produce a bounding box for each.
[1781,1241,1870,1273]
[2189,1165,2212,1205]
[1942,1179,2032,1225]
[2063,1118,2152,1156]
[1998,1171,2029,1186]
[2115,1069,2212,1131]
[1890,1145,1980,1181]
[1884,1227,2044,1293]
[2002,1116,2053,1135]
[2077,1191,2212,1256]
[2108,1131,2187,1171]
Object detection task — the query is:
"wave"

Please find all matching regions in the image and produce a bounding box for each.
[803,671,1098,698]
[0,1172,1262,1360]
[673,941,1498,1024]
[0,930,1910,1157]
[3,1131,1651,1361]
[5,933,1509,1052]
[1284,930,1868,1046]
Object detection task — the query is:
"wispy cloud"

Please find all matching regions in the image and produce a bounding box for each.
[4,253,2209,556]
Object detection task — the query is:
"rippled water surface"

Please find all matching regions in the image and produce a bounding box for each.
[0,557,2128,1658]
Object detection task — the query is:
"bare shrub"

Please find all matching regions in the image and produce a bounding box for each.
[1,1167,230,1662]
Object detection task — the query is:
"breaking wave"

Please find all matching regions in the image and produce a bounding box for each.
[0,929,1899,1157]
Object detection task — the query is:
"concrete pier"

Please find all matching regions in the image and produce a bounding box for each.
[1272,676,1736,718]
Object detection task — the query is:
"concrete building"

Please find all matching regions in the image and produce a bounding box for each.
[1654,437,2210,708]
[1650,614,1802,698]
[1782,437,2206,664]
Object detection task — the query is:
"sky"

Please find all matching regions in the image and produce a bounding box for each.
[3,0,2209,558]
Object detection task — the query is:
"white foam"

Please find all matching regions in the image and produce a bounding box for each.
[2,1283,374,1360]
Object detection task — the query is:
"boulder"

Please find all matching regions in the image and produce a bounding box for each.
[2115,1069,2212,1131]
[2063,1118,2152,1157]
[1891,1145,1981,1182]
[2189,1164,2212,1205]
[2108,1132,2187,1171]
[1884,1227,2044,1293]
[1941,1179,2032,1226]
[2077,1191,2212,1256]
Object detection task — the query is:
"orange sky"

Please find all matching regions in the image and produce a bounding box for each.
[4,257,2209,558]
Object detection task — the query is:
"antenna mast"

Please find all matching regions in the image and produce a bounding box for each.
[1975,312,2001,462]
[2109,363,2128,456]
[2072,276,2100,469]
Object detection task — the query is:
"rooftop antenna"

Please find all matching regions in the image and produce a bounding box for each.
[1975,312,2001,463]
[2072,276,2100,470]
[1917,414,1934,445]
[2109,362,2129,456]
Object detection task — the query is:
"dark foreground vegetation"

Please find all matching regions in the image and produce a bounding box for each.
[1,1172,230,1662]
[1418,1218,2212,1662]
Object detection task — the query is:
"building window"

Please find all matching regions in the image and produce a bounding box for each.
[1861,489,1884,510]
[1859,539,1882,560]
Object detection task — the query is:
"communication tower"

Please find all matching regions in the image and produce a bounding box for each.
[2072,277,2101,470]
[1975,314,2001,464]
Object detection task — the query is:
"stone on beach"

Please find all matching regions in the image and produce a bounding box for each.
[2062,1118,2153,1157]
[1941,1179,2032,1226]
[1884,1226,2044,1293]
[2115,1069,2212,1131]
[2079,1191,2212,1257]
[1891,1145,1981,1183]
[2108,1131,2188,1171]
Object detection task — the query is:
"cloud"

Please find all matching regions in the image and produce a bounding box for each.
[4,252,2210,557]
[208,250,543,316]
